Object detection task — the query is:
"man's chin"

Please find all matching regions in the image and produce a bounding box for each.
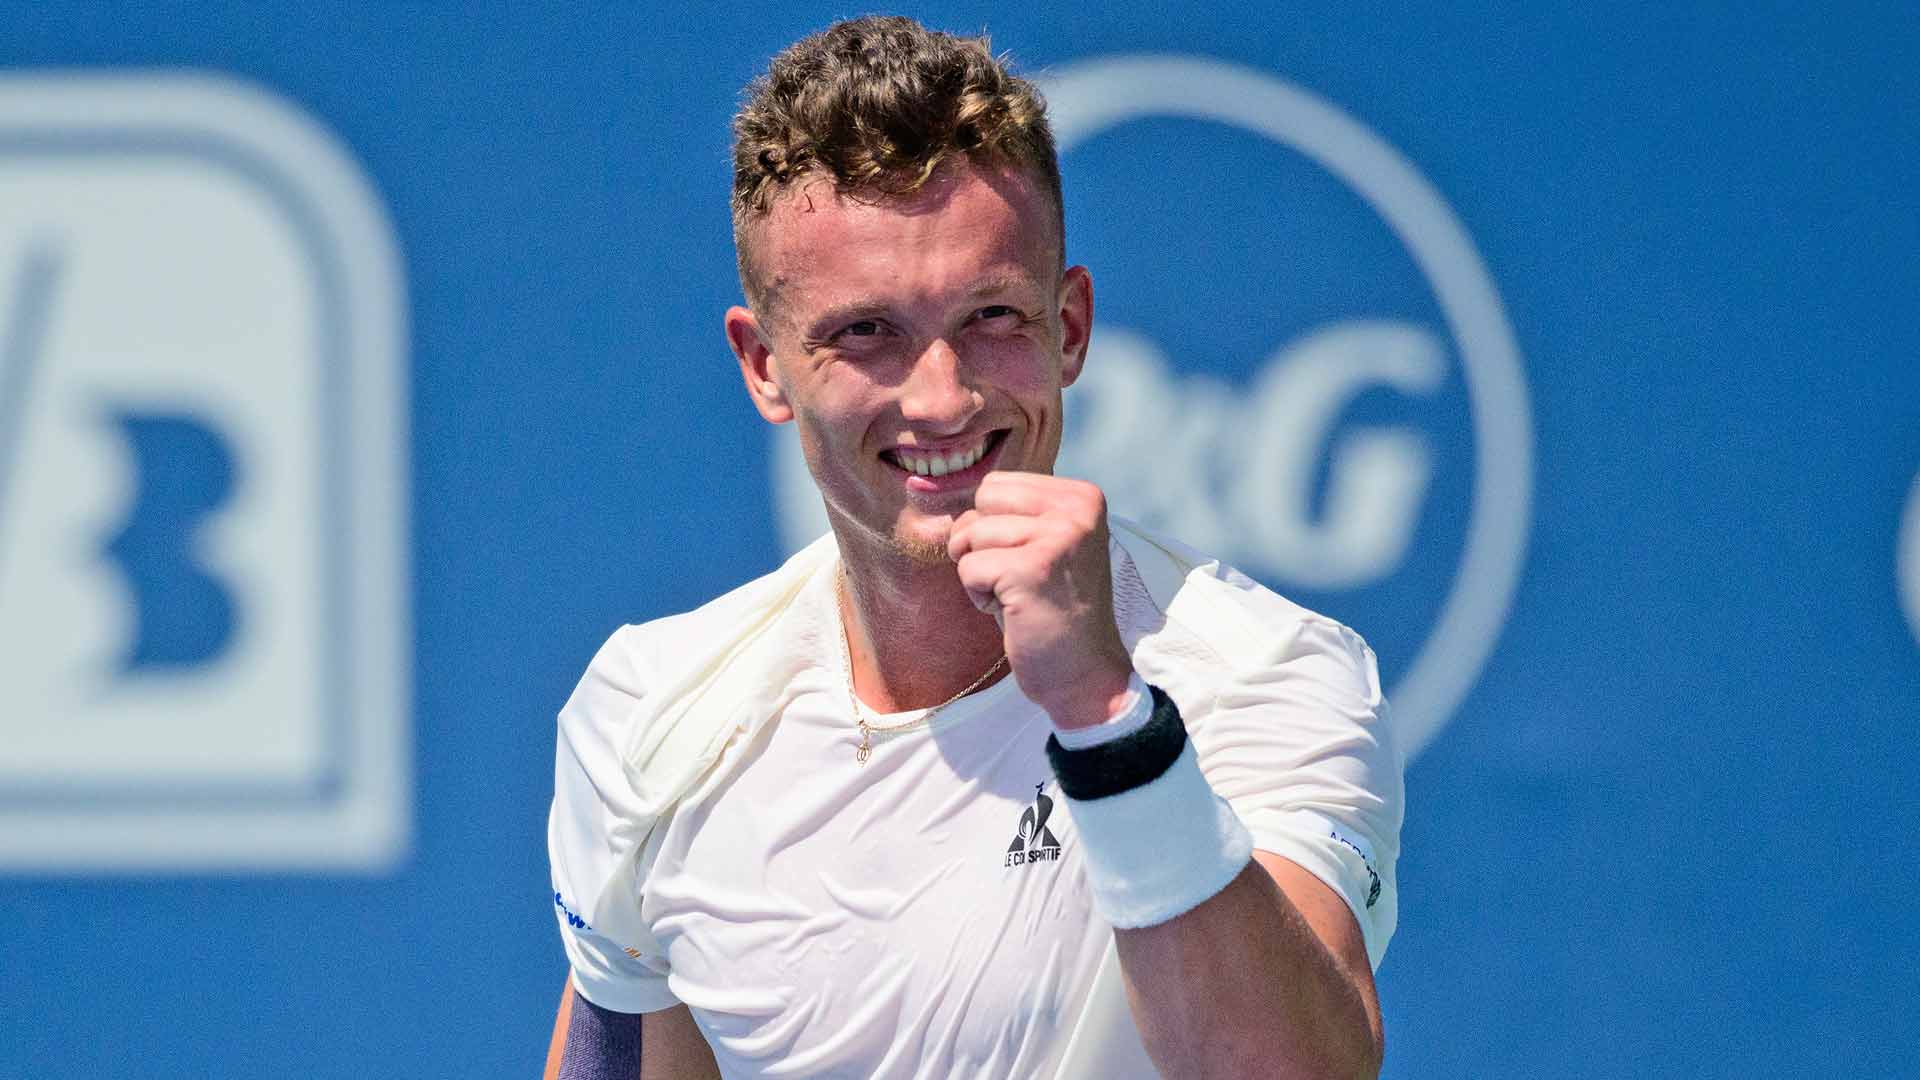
[889,526,953,565]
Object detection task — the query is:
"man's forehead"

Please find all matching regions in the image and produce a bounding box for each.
[749,161,1060,304]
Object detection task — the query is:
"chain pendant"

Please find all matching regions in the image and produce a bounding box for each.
[837,568,1002,768]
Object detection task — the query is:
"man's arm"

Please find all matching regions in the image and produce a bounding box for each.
[950,475,1389,1078]
[544,981,639,1080]
[549,628,725,1077]
[1114,853,1381,1079]
[542,978,721,1080]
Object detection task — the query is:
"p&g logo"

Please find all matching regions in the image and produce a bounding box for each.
[770,56,1532,758]
[0,74,409,872]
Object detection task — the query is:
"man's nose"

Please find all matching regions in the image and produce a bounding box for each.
[899,338,981,430]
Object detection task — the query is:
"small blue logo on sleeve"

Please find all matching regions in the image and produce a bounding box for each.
[555,891,593,931]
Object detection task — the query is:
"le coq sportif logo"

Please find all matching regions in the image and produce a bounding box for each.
[1006,782,1063,868]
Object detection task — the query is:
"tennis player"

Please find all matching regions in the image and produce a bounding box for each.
[546,15,1401,1078]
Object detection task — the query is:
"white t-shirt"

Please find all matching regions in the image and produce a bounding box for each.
[550,526,1402,1079]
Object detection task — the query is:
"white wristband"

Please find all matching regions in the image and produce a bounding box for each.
[1051,696,1254,928]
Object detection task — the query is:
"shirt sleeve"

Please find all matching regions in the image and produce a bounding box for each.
[549,626,683,1014]
[1187,611,1404,971]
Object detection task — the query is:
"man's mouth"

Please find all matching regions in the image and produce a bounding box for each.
[881,430,1007,479]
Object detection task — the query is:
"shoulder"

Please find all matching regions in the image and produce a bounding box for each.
[556,531,841,802]
[568,532,842,718]
[550,535,839,889]
[1111,518,1404,968]
[1110,516,1380,698]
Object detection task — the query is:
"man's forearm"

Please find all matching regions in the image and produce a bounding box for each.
[1115,855,1382,1080]
[546,985,642,1080]
[1044,683,1382,1078]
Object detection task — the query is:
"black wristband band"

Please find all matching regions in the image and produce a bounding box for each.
[1044,685,1188,801]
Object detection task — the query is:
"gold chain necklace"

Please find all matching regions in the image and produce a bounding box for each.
[836,570,1007,764]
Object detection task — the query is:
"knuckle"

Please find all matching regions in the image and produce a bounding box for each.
[1079,480,1107,513]
[1055,478,1103,520]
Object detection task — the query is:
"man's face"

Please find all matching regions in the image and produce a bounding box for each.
[727,161,1093,562]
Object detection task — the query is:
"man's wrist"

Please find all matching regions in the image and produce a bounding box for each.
[1037,657,1137,731]
[1050,673,1154,750]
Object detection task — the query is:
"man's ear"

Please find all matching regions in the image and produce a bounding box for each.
[726,305,792,424]
[1056,265,1094,388]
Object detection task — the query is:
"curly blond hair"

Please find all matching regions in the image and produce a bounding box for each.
[731,15,1063,305]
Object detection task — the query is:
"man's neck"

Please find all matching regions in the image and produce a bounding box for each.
[834,530,1008,714]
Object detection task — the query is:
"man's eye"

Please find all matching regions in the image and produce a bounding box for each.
[842,320,881,337]
[977,305,1017,321]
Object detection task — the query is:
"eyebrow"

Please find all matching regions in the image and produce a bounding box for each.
[962,272,1036,299]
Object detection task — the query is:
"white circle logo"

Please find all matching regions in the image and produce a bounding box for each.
[769,55,1532,759]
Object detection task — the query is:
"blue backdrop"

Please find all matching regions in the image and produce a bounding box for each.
[2,4,1916,1077]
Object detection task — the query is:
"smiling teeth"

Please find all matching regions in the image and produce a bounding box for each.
[896,441,986,478]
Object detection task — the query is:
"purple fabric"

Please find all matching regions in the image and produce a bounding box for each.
[557,988,642,1080]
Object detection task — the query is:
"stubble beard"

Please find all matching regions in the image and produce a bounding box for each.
[819,492,960,569]
[889,522,955,566]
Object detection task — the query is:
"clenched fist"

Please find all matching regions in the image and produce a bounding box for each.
[947,472,1136,730]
